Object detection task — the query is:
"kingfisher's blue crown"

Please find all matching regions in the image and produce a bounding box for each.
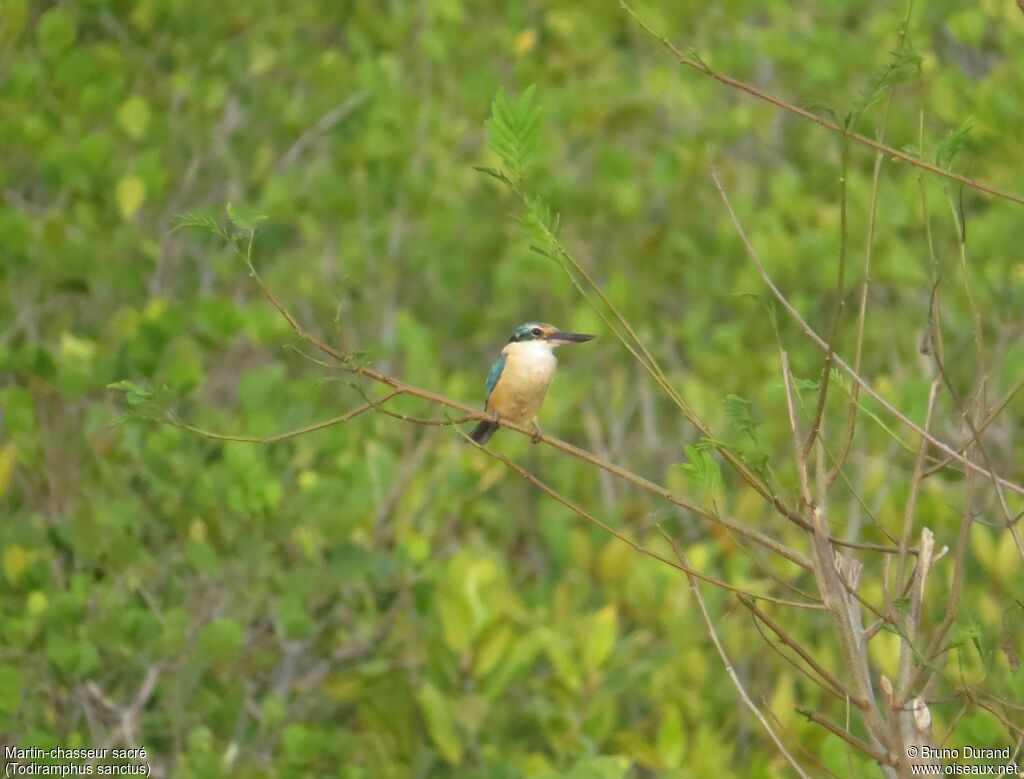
[508,322,556,343]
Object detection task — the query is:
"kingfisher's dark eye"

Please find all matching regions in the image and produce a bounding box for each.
[531,327,542,336]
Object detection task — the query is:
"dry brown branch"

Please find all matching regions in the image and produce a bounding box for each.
[803,137,850,459]
[921,377,1024,478]
[169,394,397,444]
[620,2,1024,207]
[894,380,941,596]
[739,593,863,706]
[659,530,814,778]
[235,248,832,571]
[928,337,1024,561]
[798,707,895,767]
[827,0,914,484]
[906,454,977,696]
[962,691,1024,741]
[781,351,894,760]
[764,706,845,779]
[462,428,822,609]
[830,116,890,484]
[709,165,1024,499]
[506,172,911,557]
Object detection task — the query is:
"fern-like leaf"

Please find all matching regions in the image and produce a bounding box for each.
[486,85,542,181]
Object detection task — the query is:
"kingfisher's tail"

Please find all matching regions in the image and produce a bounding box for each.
[468,419,498,445]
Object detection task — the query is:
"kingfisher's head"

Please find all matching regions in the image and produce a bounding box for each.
[508,322,595,347]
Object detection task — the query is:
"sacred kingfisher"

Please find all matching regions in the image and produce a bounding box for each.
[469,322,595,444]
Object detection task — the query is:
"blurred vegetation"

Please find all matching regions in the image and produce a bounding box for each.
[2,0,1023,777]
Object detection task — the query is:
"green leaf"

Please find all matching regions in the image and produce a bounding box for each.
[107,380,154,408]
[0,0,28,52]
[3,545,38,585]
[539,627,580,690]
[657,704,685,768]
[0,444,14,501]
[936,117,974,169]
[486,85,542,181]
[793,377,820,392]
[473,624,515,678]
[677,443,722,495]
[582,605,617,674]
[565,756,631,779]
[416,683,463,765]
[0,664,23,716]
[439,585,477,655]
[117,95,151,140]
[171,211,222,234]
[852,45,921,121]
[480,631,542,700]
[520,195,560,246]
[196,617,246,665]
[723,393,761,440]
[116,175,146,220]
[226,202,267,232]
[107,380,151,397]
[273,597,316,640]
[37,7,77,54]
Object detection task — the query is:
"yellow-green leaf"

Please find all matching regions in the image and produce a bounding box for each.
[582,605,618,674]
[657,704,685,768]
[439,587,476,655]
[540,628,580,691]
[116,175,146,220]
[3,545,37,585]
[416,683,463,765]
[473,623,515,678]
[37,7,76,53]
[0,664,24,715]
[27,590,47,615]
[0,444,15,500]
[117,95,151,140]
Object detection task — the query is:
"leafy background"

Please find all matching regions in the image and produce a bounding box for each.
[2,1,1023,777]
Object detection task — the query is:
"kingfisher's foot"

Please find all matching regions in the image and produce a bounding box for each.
[530,421,543,444]
[490,410,501,426]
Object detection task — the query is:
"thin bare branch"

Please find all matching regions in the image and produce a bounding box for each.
[895,380,941,597]
[922,376,1024,478]
[620,1,1024,207]
[709,165,1024,499]
[798,707,895,767]
[169,396,395,444]
[462,430,823,609]
[829,3,911,483]
[660,532,814,777]
[804,135,850,458]
[739,593,864,706]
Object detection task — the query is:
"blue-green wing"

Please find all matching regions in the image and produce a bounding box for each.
[484,353,507,403]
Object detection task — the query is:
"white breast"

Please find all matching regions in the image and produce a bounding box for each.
[511,340,558,376]
[487,341,558,423]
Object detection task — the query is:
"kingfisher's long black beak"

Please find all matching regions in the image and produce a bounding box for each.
[550,332,596,345]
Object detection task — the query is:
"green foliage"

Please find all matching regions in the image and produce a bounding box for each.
[416,683,464,765]
[936,117,974,169]
[486,85,542,182]
[851,45,922,125]
[722,393,761,443]
[677,442,722,496]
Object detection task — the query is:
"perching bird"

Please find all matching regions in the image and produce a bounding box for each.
[469,322,595,444]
